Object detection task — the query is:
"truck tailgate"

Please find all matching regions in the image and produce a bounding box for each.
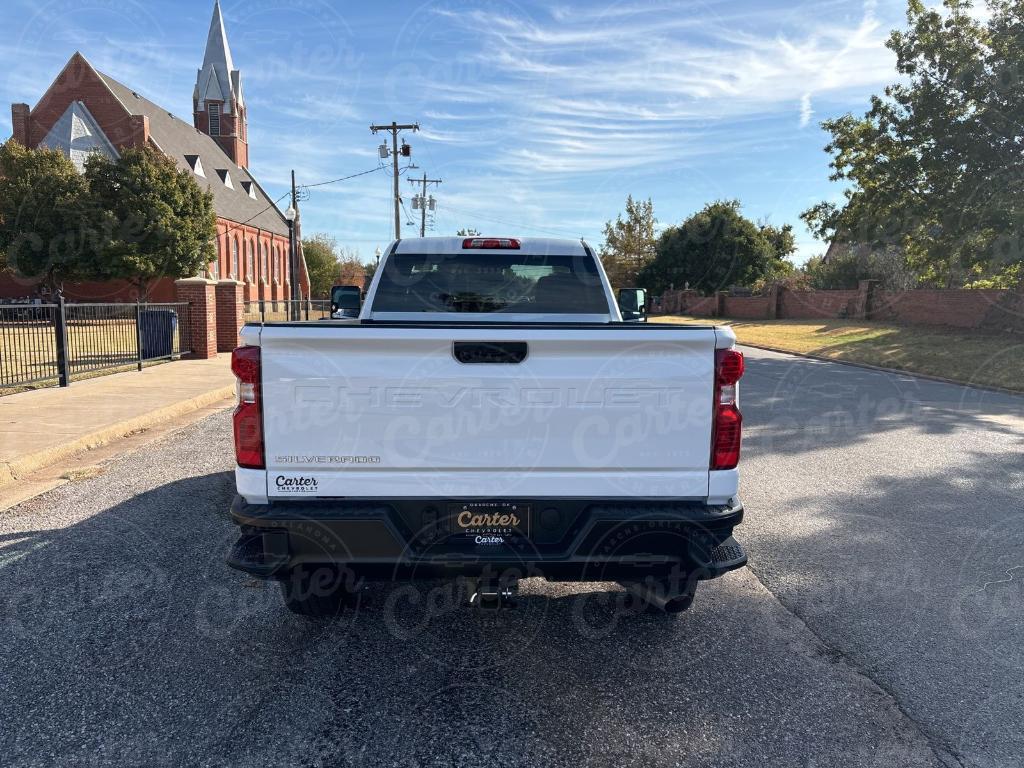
[256,324,716,499]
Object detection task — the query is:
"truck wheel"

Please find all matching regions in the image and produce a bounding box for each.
[279,566,356,617]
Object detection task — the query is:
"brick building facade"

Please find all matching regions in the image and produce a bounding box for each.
[3,0,309,304]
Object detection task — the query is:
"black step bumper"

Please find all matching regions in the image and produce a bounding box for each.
[226,494,746,583]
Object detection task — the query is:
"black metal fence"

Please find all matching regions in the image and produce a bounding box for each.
[0,299,192,391]
[243,300,332,324]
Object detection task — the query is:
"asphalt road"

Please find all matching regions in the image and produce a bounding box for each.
[0,347,1021,767]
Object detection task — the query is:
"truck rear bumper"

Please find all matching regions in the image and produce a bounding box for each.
[226,494,746,583]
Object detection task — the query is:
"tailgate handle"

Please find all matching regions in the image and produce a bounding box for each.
[453,341,528,364]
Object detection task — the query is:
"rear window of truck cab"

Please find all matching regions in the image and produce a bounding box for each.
[371,253,609,313]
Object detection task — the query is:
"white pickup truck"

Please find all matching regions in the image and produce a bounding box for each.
[227,236,747,615]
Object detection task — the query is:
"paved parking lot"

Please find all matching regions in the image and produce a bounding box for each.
[0,347,1020,767]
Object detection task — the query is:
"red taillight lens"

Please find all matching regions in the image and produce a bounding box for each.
[711,348,744,470]
[462,237,521,249]
[711,404,742,470]
[716,348,744,385]
[231,345,264,469]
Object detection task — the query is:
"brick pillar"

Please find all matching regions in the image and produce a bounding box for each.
[767,284,780,320]
[174,278,217,359]
[11,103,30,146]
[683,289,700,315]
[216,279,245,352]
[857,279,879,320]
[716,291,728,318]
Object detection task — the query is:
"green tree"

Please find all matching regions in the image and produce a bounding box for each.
[302,233,341,298]
[637,200,791,295]
[0,141,93,293]
[802,245,919,290]
[759,222,796,261]
[599,195,656,289]
[85,147,215,297]
[802,0,1024,287]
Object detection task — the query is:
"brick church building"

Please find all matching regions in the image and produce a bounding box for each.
[3,0,309,303]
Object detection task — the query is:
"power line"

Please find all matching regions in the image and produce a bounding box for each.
[300,165,388,189]
[209,164,388,244]
[210,190,291,244]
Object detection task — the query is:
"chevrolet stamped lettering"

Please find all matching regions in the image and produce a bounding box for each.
[295,385,686,410]
[227,235,747,617]
[275,455,381,464]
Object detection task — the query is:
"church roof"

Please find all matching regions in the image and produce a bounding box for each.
[96,69,288,236]
[195,0,241,111]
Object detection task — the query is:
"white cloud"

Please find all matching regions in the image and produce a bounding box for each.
[406,0,896,178]
[799,92,814,128]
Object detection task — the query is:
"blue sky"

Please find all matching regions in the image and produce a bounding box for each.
[1,0,917,263]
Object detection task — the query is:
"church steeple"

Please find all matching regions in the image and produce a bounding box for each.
[193,0,248,167]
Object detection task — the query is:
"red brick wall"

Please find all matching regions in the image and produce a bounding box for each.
[209,223,291,300]
[981,290,1024,334]
[193,99,248,168]
[654,290,718,316]
[11,103,29,145]
[652,285,1024,333]
[25,53,138,150]
[722,295,770,319]
[870,288,1007,329]
[687,296,717,316]
[780,289,861,319]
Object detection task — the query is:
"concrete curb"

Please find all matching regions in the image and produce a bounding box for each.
[739,342,1023,397]
[0,385,235,489]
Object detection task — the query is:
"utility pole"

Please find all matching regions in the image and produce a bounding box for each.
[370,121,418,240]
[408,172,442,237]
[287,170,299,320]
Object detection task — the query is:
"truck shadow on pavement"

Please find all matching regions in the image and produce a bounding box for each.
[0,465,941,768]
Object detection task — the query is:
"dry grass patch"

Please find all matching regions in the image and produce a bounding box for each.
[657,316,1024,392]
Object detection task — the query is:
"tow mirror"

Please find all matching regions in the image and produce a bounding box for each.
[331,285,362,318]
[617,288,647,322]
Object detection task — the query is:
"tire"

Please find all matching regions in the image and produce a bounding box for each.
[279,566,357,617]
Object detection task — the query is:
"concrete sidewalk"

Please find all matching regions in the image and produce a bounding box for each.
[0,357,234,487]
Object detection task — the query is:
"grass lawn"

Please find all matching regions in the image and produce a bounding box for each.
[0,319,182,394]
[657,316,1024,392]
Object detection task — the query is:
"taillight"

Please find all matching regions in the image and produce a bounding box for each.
[711,348,744,470]
[462,237,521,249]
[231,345,264,469]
